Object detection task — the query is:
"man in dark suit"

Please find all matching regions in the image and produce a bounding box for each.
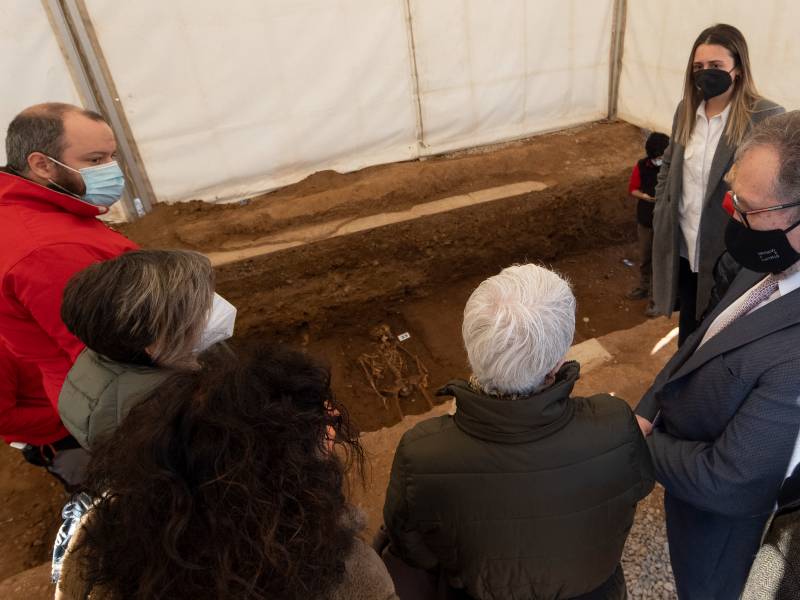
[637,110,800,599]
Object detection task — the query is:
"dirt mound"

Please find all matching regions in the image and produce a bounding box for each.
[119,121,643,252]
[0,563,53,600]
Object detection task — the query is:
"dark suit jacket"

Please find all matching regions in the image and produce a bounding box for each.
[637,267,800,598]
[650,98,785,319]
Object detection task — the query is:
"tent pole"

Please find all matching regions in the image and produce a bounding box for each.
[607,0,627,120]
[41,0,155,221]
[403,0,426,156]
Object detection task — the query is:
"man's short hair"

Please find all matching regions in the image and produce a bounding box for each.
[61,250,215,370]
[462,264,575,396]
[736,110,800,206]
[5,103,105,173]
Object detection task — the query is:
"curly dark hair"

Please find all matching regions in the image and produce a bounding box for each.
[75,345,365,599]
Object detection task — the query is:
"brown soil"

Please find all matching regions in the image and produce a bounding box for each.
[119,121,643,252]
[0,119,652,594]
[0,446,67,583]
[241,242,650,432]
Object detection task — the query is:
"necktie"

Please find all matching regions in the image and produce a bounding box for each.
[703,274,779,342]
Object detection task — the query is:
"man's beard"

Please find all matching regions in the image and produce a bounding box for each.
[46,164,85,197]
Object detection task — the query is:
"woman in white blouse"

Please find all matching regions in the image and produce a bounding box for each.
[651,23,783,345]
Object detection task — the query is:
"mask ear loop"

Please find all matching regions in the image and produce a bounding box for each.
[783,215,800,235]
[43,155,82,199]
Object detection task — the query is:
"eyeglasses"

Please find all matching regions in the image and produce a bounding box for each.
[727,191,800,229]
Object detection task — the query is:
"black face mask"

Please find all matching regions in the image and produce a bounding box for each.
[693,68,733,101]
[725,217,800,273]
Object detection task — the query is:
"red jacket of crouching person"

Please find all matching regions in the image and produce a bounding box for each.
[0,169,138,417]
[0,338,68,445]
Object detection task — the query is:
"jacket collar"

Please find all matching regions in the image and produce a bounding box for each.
[437,361,579,444]
[0,169,105,217]
[668,268,800,383]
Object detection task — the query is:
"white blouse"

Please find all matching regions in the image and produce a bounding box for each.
[680,101,731,272]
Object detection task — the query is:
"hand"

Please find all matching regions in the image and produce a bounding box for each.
[636,415,653,437]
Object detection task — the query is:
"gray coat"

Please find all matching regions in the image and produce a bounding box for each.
[636,267,800,598]
[651,98,784,318]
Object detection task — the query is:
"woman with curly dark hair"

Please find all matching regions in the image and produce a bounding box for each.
[55,346,398,600]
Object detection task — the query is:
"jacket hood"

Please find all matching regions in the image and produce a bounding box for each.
[0,169,105,217]
[437,361,580,444]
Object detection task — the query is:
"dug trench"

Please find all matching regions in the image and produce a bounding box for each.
[0,120,660,595]
[123,120,651,431]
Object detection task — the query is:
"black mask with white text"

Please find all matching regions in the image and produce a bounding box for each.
[724,217,800,273]
[693,68,733,101]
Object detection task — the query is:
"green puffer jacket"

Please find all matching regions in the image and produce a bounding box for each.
[383,361,654,600]
[58,349,172,450]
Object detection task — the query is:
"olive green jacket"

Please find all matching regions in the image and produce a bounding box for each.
[58,349,171,450]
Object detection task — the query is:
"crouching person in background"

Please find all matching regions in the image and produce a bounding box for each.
[55,346,398,600]
[52,249,235,583]
[382,264,654,600]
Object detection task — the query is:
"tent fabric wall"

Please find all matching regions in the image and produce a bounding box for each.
[6,1,800,208]
[617,0,800,135]
[0,2,83,166]
[81,0,617,204]
[410,0,615,155]
[82,0,421,204]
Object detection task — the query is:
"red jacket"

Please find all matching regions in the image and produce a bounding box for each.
[0,170,138,415]
[0,339,68,445]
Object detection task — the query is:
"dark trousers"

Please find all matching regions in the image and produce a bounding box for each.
[677,257,699,347]
[665,492,765,600]
[20,434,89,492]
[637,224,654,295]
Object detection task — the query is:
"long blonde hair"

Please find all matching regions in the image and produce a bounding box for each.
[676,24,762,147]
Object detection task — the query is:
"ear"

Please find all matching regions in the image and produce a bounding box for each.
[26,151,56,181]
[547,359,565,379]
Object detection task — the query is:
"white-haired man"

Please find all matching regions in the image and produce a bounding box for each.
[383,264,654,600]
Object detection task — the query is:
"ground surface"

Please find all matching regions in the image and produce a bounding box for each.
[0,120,670,596]
[119,120,647,431]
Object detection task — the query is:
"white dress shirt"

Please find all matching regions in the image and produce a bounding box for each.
[680,101,731,272]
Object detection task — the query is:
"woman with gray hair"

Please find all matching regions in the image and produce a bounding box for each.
[51,248,236,583]
[382,264,654,600]
[57,249,234,450]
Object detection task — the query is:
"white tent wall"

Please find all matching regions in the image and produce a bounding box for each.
[80,0,618,205]
[617,0,800,135]
[410,0,615,155]
[82,0,421,204]
[0,2,84,166]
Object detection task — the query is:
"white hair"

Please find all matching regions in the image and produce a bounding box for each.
[462,264,575,396]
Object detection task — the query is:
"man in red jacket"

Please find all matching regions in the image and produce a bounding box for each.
[0,103,138,487]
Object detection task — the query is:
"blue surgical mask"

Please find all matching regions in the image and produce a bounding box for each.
[47,156,125,207]
[652,158,663,167]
